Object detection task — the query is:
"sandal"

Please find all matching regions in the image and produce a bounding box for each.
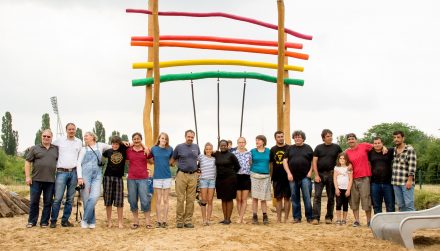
[156,222,162,228]
[131,223,139,229]
[146,224,153,229]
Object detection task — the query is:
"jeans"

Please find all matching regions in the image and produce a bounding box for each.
[28,181,54,226]
[289,177,313,221]
[312,171,335,221]
[371,182,395,214]
[127,179,151,212]
[51,170,77,223]
[81,166,102,224]
[393,185,415,211]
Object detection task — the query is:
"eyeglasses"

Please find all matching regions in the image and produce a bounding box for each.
[42,135,51,138]
[238,141,246,144]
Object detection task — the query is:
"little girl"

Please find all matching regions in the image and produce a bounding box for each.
[198,142,216,226]
[333,152,353,225]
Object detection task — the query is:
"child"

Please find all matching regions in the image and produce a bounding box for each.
[333,152,353,225]
[102,136,127,228]
[198,142,216,226]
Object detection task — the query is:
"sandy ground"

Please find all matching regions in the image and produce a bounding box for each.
[1,189,439,251]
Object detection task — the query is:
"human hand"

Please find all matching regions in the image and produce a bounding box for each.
[406,180,412,190]
[307,171,312,178]
[287,173,293,182]
[345,189,351,197]
[78,178,84,186]
[314,175,321,183]
[25,177,32,186]
[335,189,340,196]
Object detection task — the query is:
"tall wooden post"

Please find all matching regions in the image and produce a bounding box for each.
[283,34,291,144]
[143,0,154,147]
[276,0,285,131]
[152,0,160,142]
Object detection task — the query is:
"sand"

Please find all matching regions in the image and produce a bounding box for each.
[1,189,439,250]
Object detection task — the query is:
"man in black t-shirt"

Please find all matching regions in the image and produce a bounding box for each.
[283,130,314,223]
[368,136,395,214]
[270,131,291,223]
[312,129,342,225]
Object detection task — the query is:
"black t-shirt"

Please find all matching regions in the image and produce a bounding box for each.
[103,144,128,177]
[214,151,240,179]
[313,143,342,173]
[283,144,313,180]
[368,148,394,184]
[270,144,289,181]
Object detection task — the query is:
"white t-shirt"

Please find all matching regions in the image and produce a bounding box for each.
[77,142,111,178]
[53,136,83,169]
[334,166,350,190]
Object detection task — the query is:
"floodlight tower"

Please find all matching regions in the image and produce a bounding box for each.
[50,96,64,138]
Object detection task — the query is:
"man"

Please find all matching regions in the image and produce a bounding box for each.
[171,129,200,228]
[369,136,395,214]
[270,131,291,223]
[283,130,314,223]
[312,129,342,225]
[25,129,58,228]
[50,123,83,228]
[392,131,417,211]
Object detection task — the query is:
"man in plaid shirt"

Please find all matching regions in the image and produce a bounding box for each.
[392,130,417,211]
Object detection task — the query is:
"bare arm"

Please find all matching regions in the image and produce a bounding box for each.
[312,156,320,182]
[283,158,293,181]
[24,161,32,185]
[333,169,340,196]
[346,170,353,196]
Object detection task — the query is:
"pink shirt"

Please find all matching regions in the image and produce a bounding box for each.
[346,143,373,179]
[126,147,151,180]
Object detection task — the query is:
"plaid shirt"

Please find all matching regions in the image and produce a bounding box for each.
[391,144,417,186]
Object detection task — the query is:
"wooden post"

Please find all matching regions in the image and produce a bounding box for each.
[276,0,285,131]
[152,0,160,142]
[143,0,154,147]
[283,34,291,144]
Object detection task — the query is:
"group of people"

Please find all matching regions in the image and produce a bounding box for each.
[25,123,417,229]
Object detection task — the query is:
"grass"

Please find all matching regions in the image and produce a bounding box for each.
[415,189,440,210]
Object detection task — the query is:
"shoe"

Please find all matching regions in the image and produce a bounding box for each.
[341,220,347,225]
[80,221,89,229]
[352,221,361,227]
[26,223,35,228]
[367,221,371,228]
[311,219,319,225]
[223,220,231,225]
[263,214,269,225]
[176,223,184,228]
[293,218,301,224]
[61,221,74,227]
[156,222,162,228]
[161,222,168,228]
[325,219,332,224]
[184,223,194,228]
[89,223,96,229]
[335,220,342,225]
[252,214,258,224]
[219,220,226,224]
[50,222,56,228]
[40,224,49,228]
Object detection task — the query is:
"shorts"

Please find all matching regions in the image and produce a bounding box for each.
[103,176,124,207]
[349,177,371,211]
[199,179,216,189]
[236,174,251,191]
[153,178,172,189]
[272,180,291,199]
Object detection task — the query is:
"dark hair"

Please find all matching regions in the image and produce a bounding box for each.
[111,136,122,145]
[219,139,229,150]
[274,130,284,138]
[65,122,76,130]
[393,130,405,137]
[185,129,195,137]
[227,140,233,145]
[336,152,351,167]
[346,133,357,140]
[132,132,143,140]
[292,130,306,141]
[321,129,333,140]
[255,135,267,146]
[373,136,382,142]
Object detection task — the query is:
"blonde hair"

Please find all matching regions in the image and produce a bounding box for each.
[155,132,170,147]
[84,131,97,142]
[42,129,53,136]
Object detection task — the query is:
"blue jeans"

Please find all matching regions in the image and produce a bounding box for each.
[290,177,313,221]
[128,179,151,212]
[393,185,415,211]
[51,170,77,223]
[81,166,102,224]
[28,181,54,226]
[371,182,395,214]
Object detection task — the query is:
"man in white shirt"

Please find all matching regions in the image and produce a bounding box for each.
[50,123,83,228]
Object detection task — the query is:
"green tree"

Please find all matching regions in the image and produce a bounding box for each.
[108,130,121,144]
[362,122,427,147]
[1,112,19,156]
[336,135,349,150]
[121,134,129,142]
[93,121,106,143]
[75,127,83,141]
[34,113,51,145]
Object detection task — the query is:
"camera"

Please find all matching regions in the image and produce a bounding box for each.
[75,183,85,191]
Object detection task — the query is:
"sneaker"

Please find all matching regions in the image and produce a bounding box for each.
[50,222,57,228]
[263,214,269,225]
[325,219,332,224]
[26,223,35,228]
[311,219,319,225]
[184,223,194,228]
[335,220,342,225]
[293,218,301,224]
[88,223,96,229]
[252,214,258,224]
[156,222,162,228]
[80,221,89,229]
[40,224,49,228]
[61,221,74,227]
[161,222,168,228]
[223,220,231,225]
[352,221,361,227]
[176,223,184,228]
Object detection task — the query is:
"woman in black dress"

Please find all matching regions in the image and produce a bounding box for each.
[215,140,241,224]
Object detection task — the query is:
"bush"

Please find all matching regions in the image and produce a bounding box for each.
[415,189,440,210]
[0,149,25,184]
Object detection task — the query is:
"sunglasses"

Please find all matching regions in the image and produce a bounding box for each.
[42,135,52,138]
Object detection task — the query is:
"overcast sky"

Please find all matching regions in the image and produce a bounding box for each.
[1,0,439,152]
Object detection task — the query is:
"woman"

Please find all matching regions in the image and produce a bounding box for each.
[126,132,152,229]
[233,137,252,224]
[198,142,216,226]
[250,135,272,225]
[150,132,173,228]
[77,132,111,229]
[215,140,241,225]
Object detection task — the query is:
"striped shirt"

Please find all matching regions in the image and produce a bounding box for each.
[198,154,216,179]
[392,144,417,186]
[233,150,252,175]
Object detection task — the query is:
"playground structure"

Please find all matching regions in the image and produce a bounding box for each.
[127,0,313,147]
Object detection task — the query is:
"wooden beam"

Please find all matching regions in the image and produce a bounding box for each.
[276,0,285,131]
[283,33,291,144]
[152,0,160,142]
[143,0,154,147]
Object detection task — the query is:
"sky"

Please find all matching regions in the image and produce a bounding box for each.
[1,0,439,152]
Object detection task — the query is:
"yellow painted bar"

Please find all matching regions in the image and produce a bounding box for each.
[133,59,304,72]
